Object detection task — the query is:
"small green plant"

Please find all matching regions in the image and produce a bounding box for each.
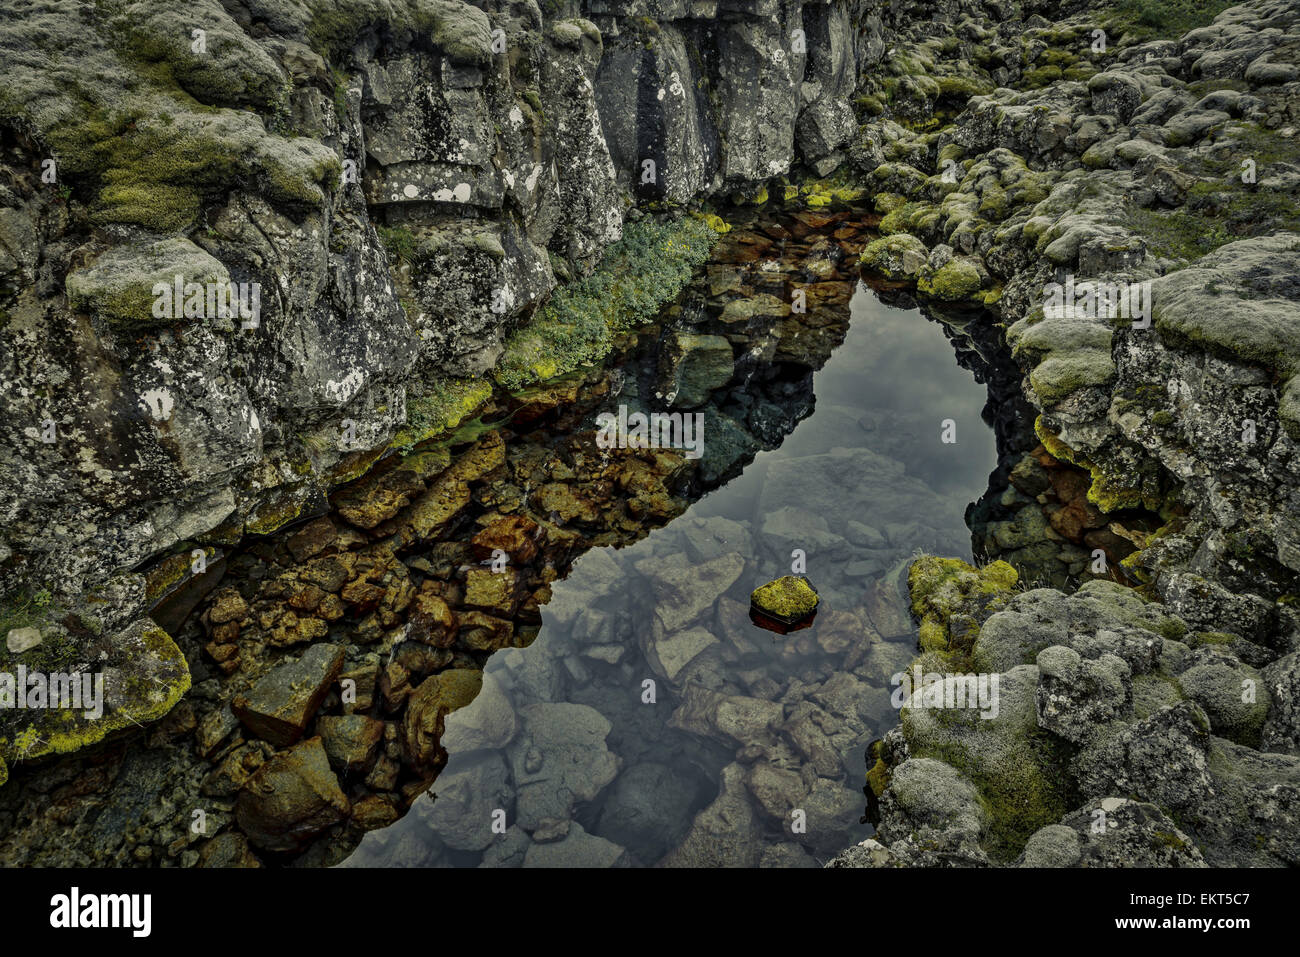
[377,225,422,264]
[1107,0,1236,39]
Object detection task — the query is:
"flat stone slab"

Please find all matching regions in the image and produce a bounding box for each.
[232,643,345,747]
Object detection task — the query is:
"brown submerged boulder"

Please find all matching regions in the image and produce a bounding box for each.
[234,737,351,853]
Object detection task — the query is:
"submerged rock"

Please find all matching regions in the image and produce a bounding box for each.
[231,643,345,748]
[234,738,351,854]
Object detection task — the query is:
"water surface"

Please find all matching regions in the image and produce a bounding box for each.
[345,282,995,868]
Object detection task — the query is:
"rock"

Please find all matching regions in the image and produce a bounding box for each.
[1034,645,1132,744]
[195,705,240,758]
[901,664,1066,856]
[760,843,820,868]
[316,714,384,773]
[5,626,41,654]
[878,758,987,842]
[801,776,868,843]
[522,822,627,868]
[661,763,763,868]
[510,702,620,831]
[416,752,511,852]
[1041,798,1206,868]
[745,762,809,822]
[665,332,734,408]
[231,643,345,747]
[859,232,929,277]
[440,670,517,752]
[457,610,515,651]
[208,587,249,625]
[479,826,532,868]
[646,626,719,682]
[1262,651,1300,755]
[198,832,262,868]
[352,795,401,831]
[65,237,229,327]
[668,684,784,747]
[463,567,522,616]
[633,551,746,632]
[234,738,351,853]
[595,762,700,860]
[1178,655,1270,747]
[1072,702,1215,813]
[401,668,484,769]
[408,592,458,647]
[1088,72,1143,123]
[750,575,820,625]
[470,514,539,565]
[1017,824,1082,867]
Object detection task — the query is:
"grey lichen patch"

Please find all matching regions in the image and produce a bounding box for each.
[65,238,229,327]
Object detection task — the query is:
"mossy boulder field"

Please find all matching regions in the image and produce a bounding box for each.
[0,0,1298,872]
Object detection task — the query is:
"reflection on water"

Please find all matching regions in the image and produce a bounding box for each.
[344,286,995,868]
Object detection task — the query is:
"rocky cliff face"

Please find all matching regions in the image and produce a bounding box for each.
[0,0,867,650]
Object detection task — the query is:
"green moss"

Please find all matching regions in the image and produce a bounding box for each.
[1132,673,1185,718]
[908,556,1018,668]
[391,376,493,453]
[244,490,309,536]
[856,93,885,116]
[1189,630,1237,647]
[0,621,190,774]
[1034,416,1158,513]
[42,109,236,232]
[866,753,890,797]
[0,588,58,639]
[377,224,423,264]
[144,548,213,604]
[750,576,820,622]
[1027,350,1117,404]
[917,258,984,301]
[307,1,381,63]
[859,233,928,278]
[935,75,995,101]
[690,211,732,234]
[494,217,718,391]
[931,728,1071,862]
[1104,0,1236,41]
[1022,65,1063,88]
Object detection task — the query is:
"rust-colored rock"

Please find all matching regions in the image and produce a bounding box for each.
[234,737,351,853]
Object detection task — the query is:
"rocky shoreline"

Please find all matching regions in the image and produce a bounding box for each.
[831,0,1300,867]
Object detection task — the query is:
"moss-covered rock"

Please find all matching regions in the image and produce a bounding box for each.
[859,232,929,278]
[902,664,1071,861]
[916,256,986,301]
[750,576,820,625]
[0,617,190,775]
[391,377,494,453]
[494,217,719,391]
[908,556,1018,669]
